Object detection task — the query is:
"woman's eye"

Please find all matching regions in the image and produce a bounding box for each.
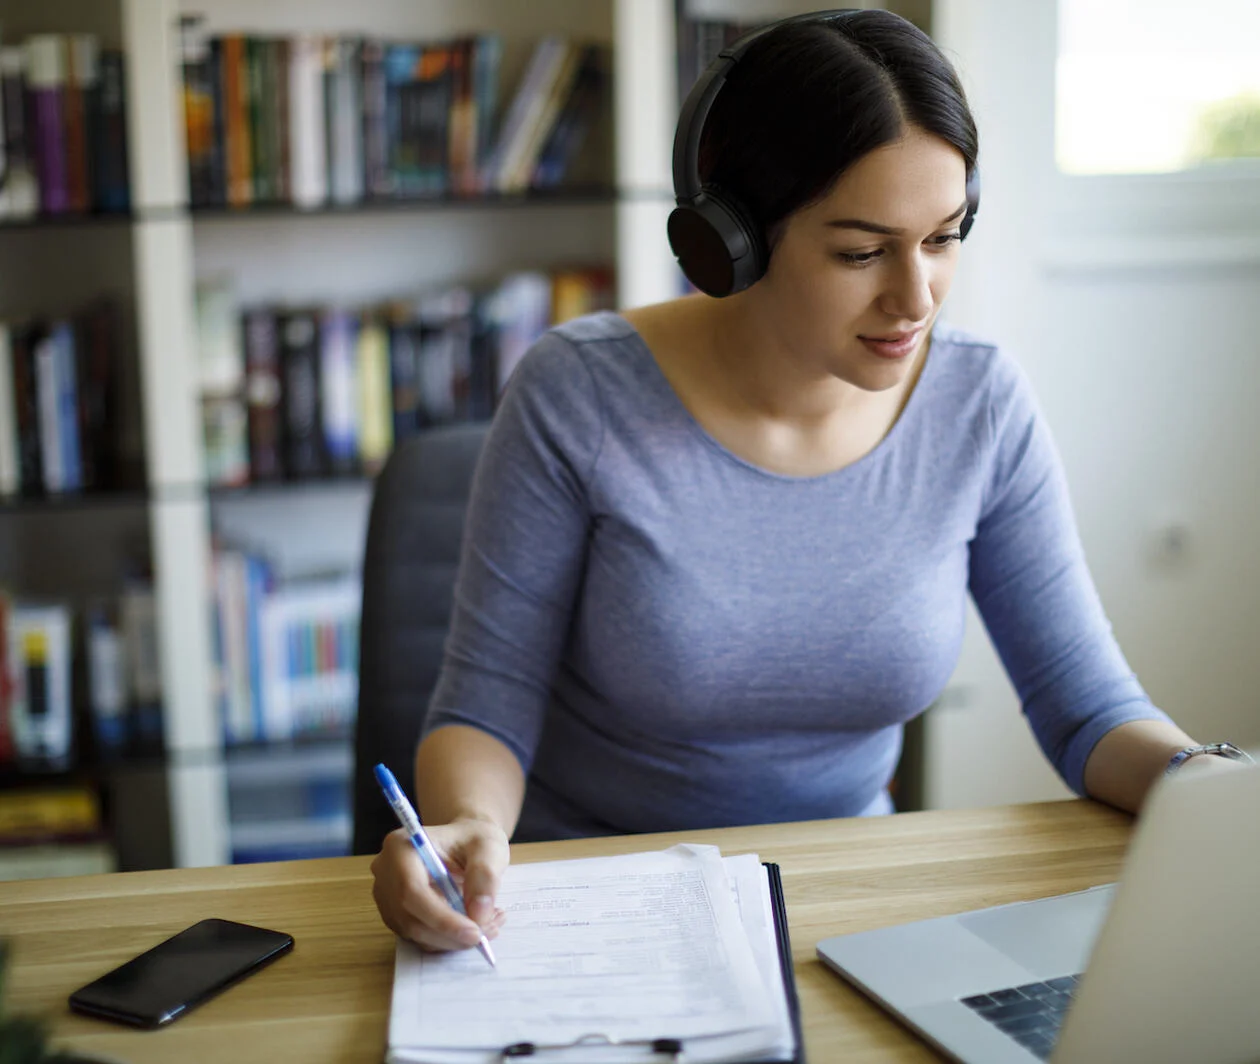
[836,249,882,265]
[928,232,962,249]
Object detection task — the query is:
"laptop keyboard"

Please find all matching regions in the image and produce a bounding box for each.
[959,974,1082,1060]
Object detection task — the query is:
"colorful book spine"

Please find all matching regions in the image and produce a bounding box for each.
[446,39,475,197]
[7,603,73,769]
[243,307,283,481]
[52,322,82,492]
[204,37,227,206]
[64,35,98,213]
[221,34,253,207]
[33,327,64,491]
[360,39,391,198]
[24,35,69,214]
[279,311,326,478]
[10,324,42,495]
[288,34,326,209]
[383,43,421,197]
[414,45,452,196]
[274,38,291,204]
[326,38,363,204]
[387,311,421,441]
[93,50,130,212]
[180,17,214,206]
[470,35,502,194]
[86,602,128,755]
[0,323,18,495]
[319,309,359,474]
[355,315,393,473]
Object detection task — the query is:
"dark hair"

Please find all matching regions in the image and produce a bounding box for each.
[699,10,979,246]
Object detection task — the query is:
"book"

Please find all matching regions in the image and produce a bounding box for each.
[0,45,39,218]
[385,847,801,1064]
[383,43,423,197]
[120,581,162,750]
[93,49,130,212]
[288,33,327,209]
[75,300,122,491]
[361,39,391,199]
[9,322,42,495]
[413,45,453,196]
[0,787,102,845]
[221,33,253,207]
[63,35,98,213]
[33,325,66,492]
[470,35,503,194]
[445,39,475,197]
[0,591,12,764]
[85,600,128,756]
[318,309,359,474]
[243,307,284,481]
[24,35,69,215]
[355,314,392,473]
[326,38,364,205]
[181,16,215,206]
[7,602,74,770]
[0,323,18,495]
[279,310,326,478]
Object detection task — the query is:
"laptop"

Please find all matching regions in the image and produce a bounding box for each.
[815,762,1260,1063]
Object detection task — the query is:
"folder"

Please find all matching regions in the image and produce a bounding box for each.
[386,848,805,1063]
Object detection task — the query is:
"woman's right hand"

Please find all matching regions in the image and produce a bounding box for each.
[370,817,510,952]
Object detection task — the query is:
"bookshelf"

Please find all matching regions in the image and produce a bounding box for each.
[4,0,929,871]
[135,0,681,868]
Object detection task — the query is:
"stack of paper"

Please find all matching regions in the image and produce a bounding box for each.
[387,845,798,1063]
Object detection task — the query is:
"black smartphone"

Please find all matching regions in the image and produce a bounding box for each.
[68,918,293,1028]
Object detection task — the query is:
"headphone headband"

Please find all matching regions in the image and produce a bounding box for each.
[672,10,858,204]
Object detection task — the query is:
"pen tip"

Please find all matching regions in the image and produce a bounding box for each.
[479,938,498,968]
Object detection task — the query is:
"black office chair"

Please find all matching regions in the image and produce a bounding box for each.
[351,421,490,856]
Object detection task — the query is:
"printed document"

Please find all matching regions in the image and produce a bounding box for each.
[387,844,794,1063]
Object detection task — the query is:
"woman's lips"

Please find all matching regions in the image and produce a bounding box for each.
[859,329,922,360]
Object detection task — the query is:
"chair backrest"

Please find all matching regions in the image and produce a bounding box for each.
[352,421,489,856]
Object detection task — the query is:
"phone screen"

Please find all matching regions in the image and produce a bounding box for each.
[68,918,293,1027]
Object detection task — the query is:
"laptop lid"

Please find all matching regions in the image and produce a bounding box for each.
[1053,763,1260,1063]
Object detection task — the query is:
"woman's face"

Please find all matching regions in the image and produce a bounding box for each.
[749,126,968,392]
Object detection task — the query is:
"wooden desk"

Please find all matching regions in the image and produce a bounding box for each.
[0,799,1131,1063]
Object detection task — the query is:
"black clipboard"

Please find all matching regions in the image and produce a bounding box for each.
[761,861,807,1064]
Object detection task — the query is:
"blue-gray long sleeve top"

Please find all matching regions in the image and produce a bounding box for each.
[422,312,1170,839]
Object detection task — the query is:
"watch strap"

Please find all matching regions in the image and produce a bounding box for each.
[1164,742,1255,777]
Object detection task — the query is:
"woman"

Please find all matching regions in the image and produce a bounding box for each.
[371,10,1246,955]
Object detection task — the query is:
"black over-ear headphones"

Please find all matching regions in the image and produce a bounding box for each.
[667,9,981,298]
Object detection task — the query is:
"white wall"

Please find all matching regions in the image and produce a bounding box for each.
[925,0,1260,808]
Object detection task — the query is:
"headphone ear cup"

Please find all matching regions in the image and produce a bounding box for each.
[668,187,767,298]
[960,167,981,240]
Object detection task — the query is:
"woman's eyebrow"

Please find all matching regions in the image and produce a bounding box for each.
[823,201,969,236]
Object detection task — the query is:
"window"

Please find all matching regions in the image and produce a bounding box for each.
[1056,0,1260,175]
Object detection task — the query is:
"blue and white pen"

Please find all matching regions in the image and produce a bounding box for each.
[374,763,497,969]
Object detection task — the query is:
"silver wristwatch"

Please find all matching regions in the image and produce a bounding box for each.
[1164,741,1255,777]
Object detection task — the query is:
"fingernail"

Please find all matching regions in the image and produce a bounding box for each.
[471,895,493,920]
[460,926,481,947]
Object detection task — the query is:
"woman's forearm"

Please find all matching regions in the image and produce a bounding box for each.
[414,724,527,836]
[1081,718,1240,814]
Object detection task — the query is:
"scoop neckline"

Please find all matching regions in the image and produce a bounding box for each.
[606,310,942,486]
